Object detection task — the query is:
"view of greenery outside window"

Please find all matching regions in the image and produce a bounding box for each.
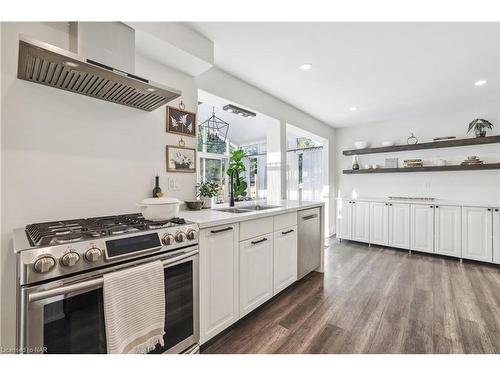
[298,153,304,185]
[240,144,259,156]
[197,125,204,152]
[238,142,266,199]
[296,137,318,149]
[200,158,226,185]
[197,125,227,155]
[249,157,258,199]
[296,137,317,191]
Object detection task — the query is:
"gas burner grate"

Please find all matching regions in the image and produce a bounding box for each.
[26,214,191,247]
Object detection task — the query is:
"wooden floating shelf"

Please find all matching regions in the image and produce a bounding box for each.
[343,163,500,174]
[342,135,500,156]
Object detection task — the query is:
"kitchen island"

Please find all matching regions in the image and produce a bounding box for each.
[181,200,325,345]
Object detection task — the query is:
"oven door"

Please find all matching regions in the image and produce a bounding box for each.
[19,248,199,354]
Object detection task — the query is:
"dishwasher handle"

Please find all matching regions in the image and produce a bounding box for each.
[301,213,318,221]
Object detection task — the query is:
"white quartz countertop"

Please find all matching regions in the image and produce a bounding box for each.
[181,200,324,228]
[336,197,500,208]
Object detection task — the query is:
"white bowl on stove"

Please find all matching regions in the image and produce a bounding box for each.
[137,197,180,221]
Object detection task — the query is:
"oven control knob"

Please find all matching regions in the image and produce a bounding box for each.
[34,256,56,273]
[186,229,197,241]
[162,234,175,246]
[85,247,102,262]
[175,232,187,243]
[61,251,80,267]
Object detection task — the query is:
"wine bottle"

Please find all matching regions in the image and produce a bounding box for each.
[152,176,162,198]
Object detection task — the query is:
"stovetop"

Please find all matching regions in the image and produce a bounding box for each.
[25,213,189,247]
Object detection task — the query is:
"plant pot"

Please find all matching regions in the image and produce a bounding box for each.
[200,196,214,208]
[475,128,486,138]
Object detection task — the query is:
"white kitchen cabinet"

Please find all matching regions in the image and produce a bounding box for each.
[370,202,389,246]
[273,225,298,295]
[336,199,352,240]
[434,205,462,257]
[239,233,273,317]
[410,204,434,253]
[199,224,240,344]
[388,203,410,249]
[493,208,500,264]
[352,201,370,243]
[462,206,493,262]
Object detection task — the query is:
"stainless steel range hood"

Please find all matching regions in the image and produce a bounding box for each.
[17,23,181,111]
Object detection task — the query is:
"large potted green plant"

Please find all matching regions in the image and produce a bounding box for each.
[468,119,494,138]
[196,181,219,208]
[226,149,248,200]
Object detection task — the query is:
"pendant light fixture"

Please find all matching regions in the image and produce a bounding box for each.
[199,107,230,145]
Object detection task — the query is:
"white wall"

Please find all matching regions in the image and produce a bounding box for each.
[0,22,198,348]
[196,68,336,234]
[334,105,500,216]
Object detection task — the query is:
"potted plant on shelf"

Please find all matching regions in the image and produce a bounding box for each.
[196,181,219,208]
[467,119,494,138]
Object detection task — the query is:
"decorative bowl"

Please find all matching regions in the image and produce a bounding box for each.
[354,141,369,149]
[185,200,204,210]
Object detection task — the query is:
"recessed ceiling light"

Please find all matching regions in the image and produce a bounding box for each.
[64,61,79,68]
[474,79,487,87]
[350,107,357,111]
[227,108,233,113]
[238,112,244,116]
[145,88,156,92]
[300,63,312,71]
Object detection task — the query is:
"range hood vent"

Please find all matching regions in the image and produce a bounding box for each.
[17,35,181,111]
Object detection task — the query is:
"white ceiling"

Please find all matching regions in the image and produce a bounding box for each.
[198,90,278,145]
[189,22,499,128]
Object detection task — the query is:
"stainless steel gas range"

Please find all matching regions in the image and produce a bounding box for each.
[13,213,200,354]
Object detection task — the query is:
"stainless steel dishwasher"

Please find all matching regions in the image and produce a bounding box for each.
[297,207,322,279]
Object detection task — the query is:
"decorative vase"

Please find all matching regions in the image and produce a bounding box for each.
[200,196,214,208]
[407,133,418,145]
[474,128,486,138]
[352,155,360,170]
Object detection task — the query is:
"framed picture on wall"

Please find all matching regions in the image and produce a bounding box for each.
[166,145,196,173]
[166,106,196,137]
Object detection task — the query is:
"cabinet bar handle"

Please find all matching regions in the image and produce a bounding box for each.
[302,214,318,221]
[282,229,294,235]
[210,227,233,234]
[495,209,499,212]
[488,208,492,211]
[251,238,268,245]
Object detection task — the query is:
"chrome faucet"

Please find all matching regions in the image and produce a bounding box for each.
[229,169,241,207]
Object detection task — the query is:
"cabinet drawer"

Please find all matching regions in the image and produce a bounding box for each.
[240,217,274,241]
[273,212,297,231]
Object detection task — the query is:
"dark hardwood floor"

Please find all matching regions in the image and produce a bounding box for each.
[202,239,500,354]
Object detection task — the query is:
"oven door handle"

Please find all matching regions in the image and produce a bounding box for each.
[28,249,198,303]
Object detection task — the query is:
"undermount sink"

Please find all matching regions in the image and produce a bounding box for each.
[215,204,281,214]
[238,204,281,211]
[215,208,253,214]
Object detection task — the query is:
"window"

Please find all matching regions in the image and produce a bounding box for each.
[197,125,228,155]
[199,157,226,185]
[296,137,319,149]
